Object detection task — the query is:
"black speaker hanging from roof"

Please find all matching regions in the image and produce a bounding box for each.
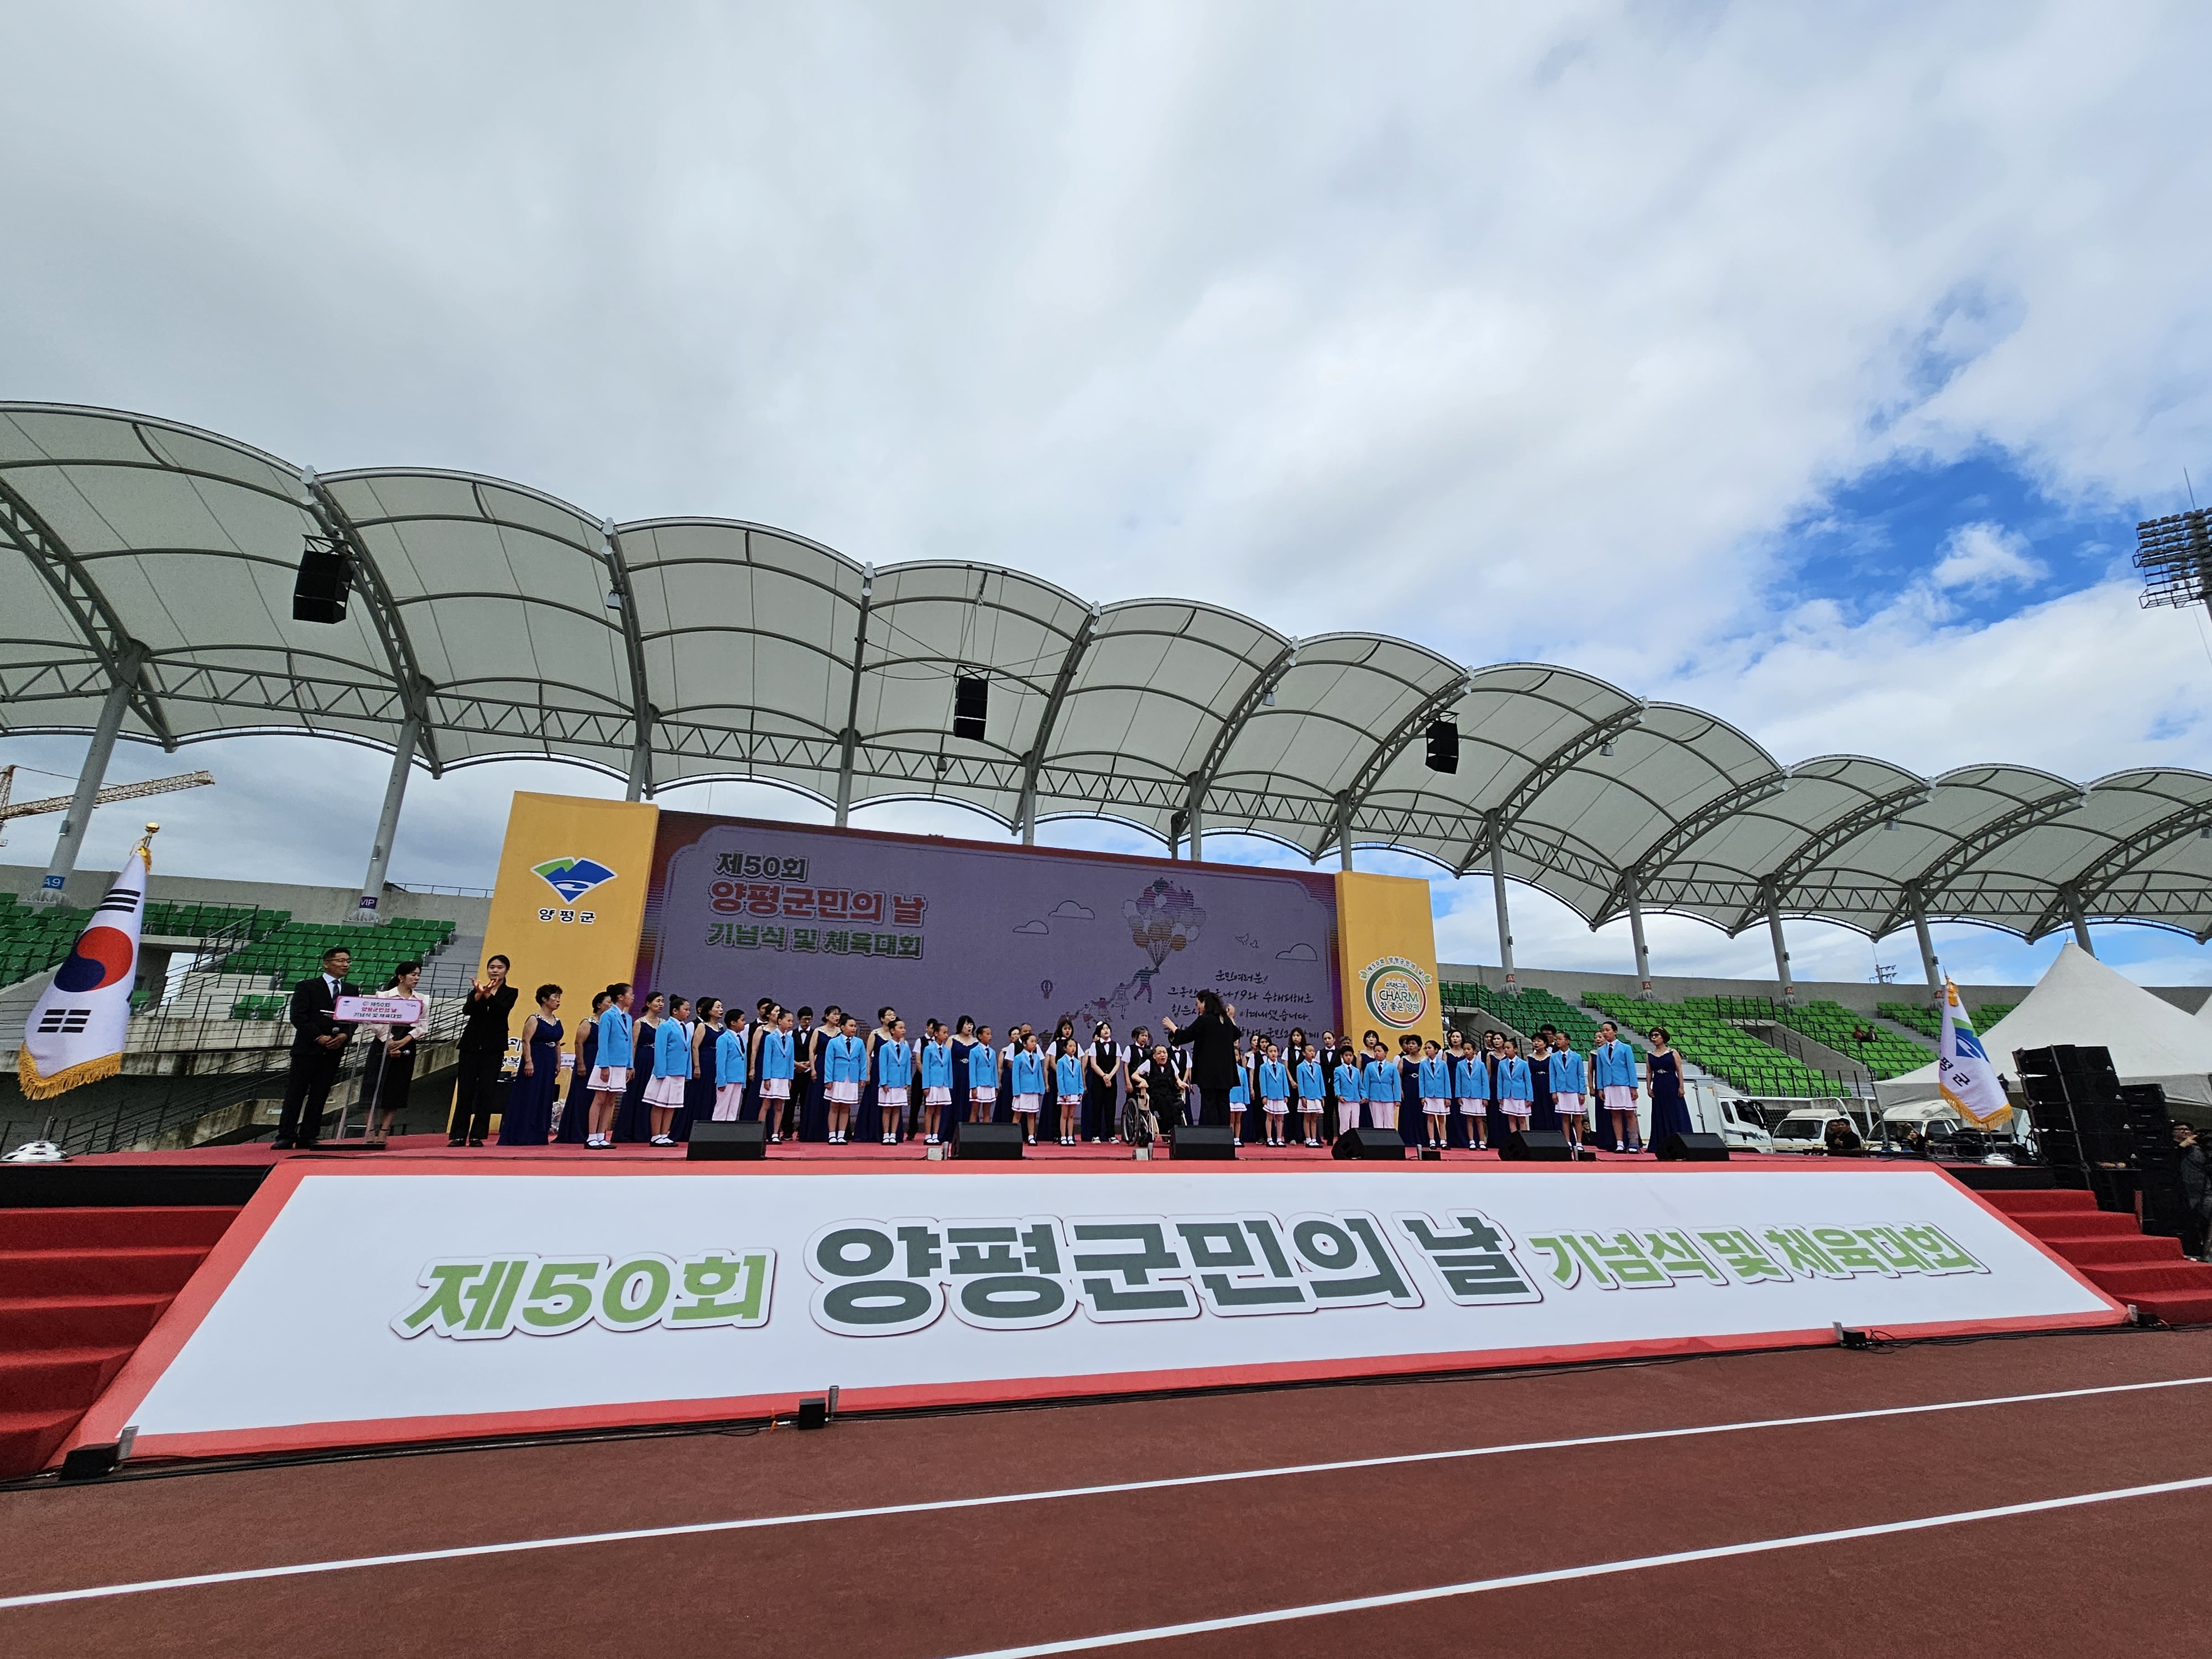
[292,534,352,624]
[953,674,989,741]
[1425,719,1458,774]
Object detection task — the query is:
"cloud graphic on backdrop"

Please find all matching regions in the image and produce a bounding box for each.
[1122,878,1204,972]
[1049,900,1095,921]
[1013,919,1050,935]
[1275,942,1319,963]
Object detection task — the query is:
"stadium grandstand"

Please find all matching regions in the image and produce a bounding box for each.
[5,401,2212,1021]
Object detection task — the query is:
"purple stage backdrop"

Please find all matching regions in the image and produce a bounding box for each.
[634,811,1341,1041]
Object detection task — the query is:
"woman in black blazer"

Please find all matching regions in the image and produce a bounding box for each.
[1162,990,1241,1126]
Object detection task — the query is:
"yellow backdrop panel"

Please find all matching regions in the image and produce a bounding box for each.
[481,793,661,1058]
[1333,870,1441,1044]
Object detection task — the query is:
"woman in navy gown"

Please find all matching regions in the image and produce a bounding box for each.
[556,991,605,1144]
[1646,1026,1693,1148]
[497,986,563,1145]
[614,994,662,1142]
[675,998,719,1144]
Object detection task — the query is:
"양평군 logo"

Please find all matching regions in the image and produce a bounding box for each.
[531,856,618,904]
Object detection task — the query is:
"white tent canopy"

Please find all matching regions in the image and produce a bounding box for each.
[1877,942,2212,1108]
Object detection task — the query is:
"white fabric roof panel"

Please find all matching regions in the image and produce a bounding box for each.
[6,401,2209,946]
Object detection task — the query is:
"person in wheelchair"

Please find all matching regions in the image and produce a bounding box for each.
[1121,1072,1161,1149]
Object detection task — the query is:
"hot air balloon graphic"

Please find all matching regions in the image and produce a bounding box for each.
[1122,878,1205,972]
[1040,980,1054,1000]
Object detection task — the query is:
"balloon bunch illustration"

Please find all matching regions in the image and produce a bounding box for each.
[1122,878,1205,971]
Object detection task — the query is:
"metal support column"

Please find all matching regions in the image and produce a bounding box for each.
[1764,882,1794,1003]
[834,565,875,831]
[36,647,143,906]
[1626,878,1653,1000]
[1910,894,1942,1000]
[2065,887,2095,955]
[1187,781,1206,863]
[1337,796,1354,872]
[1488,812,1515,993]
[353,715,420,923]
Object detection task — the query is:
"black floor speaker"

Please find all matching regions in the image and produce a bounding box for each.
[1172,1125,1238,1160]
[1500,1129,1573,1162]
[1656,1131,1729,1162]
[688,1120,766,1160]
[956,1123,1025,1160]
[1332,1126,1407,1161]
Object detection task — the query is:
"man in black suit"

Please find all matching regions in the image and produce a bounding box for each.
[275,944,357,1150]
[1162,990,1241,1126]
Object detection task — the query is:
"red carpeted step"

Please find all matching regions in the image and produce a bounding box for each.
[0,1344,134,1411]
[1981,1190,2103,1215]
[2136,1290,2212,1326]
[0,1245,208,1297]
[2051,1234,2187,1266]
[2079,1261,2212,1297]
[0,1291,172,1350]
[2005,1209,2141,1241]
[0,1206,238,1251]
[0,1410,82,1480]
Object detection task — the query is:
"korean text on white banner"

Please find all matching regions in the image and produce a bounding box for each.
[17,841,149,1099]
[65,1162,2122,1465]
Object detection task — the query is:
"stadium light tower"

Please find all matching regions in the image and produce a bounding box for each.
[2135,505,2212,620]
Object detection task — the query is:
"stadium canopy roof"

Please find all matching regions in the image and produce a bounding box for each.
[6,403,2211,945]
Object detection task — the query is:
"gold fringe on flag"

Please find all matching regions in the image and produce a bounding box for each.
[16,1047,123,1100]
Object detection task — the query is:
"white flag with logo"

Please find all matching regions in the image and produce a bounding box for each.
[1938,978,2010,1129]
[17,846,148,1099]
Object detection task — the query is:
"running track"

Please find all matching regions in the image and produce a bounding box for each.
[4,1328,2206,1656]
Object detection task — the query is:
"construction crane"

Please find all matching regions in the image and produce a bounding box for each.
[0,766,215,846]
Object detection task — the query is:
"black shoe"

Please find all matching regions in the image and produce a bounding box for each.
[271,1140,295,1151]
[448,1139,466,1147]
[467,1139,484,1147]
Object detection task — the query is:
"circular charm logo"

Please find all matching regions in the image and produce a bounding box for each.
[1360,957,1431,1029]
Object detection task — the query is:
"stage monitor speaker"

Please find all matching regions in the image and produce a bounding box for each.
[1656,1131,1729,1162]
[688,1120,766,1160]
[291,538,351,624]
[1172,1125,1237,1160]
[1332,1126,1407,1160]
[1424,719,1459,774]
[1500,1129,1573,1162]
[956,1122,1024,1160]
[795,1396,828,1431]
[952,675,989,741]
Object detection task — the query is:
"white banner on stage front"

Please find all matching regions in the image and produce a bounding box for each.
[71,1162,2121,1462]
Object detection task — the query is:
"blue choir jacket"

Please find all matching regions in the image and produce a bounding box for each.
[1258,1059,1290,1101]
[596,1006,633,1062]
[1495,1056,1533,1100]
[968,1044,1000,1091]
[758,1029,795,1081]
[1418,1055,1452,1099]
[1296,1059,1324,1100]
[1056,1053,1084,1097]
[1363,1058,1402,1102]
[714,1027,747,1086]
[877,1038,913,1087]
[1334,1061,1364,1100]
[921,1041,954,1089]
[824,1034,867,1085]
[1011,1048,1048,1095]
[1591,1038,1639,1092]
[1548,1048,1587,1094]
[652,1018,692,1080]
[1454,1055,1490,1100]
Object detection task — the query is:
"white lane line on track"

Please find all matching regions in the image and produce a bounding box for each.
[3,1373,2206,1613]
[940,1474,2212,1658]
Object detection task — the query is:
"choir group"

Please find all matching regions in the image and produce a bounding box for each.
[478,975,1698,1154]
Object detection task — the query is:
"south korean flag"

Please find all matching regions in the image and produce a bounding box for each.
[18,846,148,1099]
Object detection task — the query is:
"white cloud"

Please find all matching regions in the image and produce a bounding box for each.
[1930,521,2047,591]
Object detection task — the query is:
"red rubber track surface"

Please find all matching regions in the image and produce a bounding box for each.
[4,1328,2207,1657]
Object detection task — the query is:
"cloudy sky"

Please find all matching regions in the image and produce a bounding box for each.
[4,1,2210,989]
